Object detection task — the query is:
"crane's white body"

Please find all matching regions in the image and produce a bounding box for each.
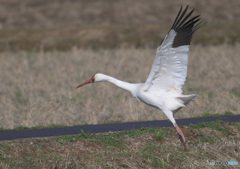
[94,29,196,124]
[77,6,204,147]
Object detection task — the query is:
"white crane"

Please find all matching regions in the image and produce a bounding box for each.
[77,6,204,147]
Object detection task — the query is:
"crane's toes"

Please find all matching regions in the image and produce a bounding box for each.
[174,123,188,149]
[183,139,188,149]
[179,134,188,149]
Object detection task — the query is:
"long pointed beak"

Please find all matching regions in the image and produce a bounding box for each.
[76,75,95,88]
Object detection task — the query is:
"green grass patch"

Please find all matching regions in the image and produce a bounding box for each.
[230,88,240,97]
[0,124,68,132]
[191,120,233,136]
[52,128,169,150]
[191,120,223,129]
[141,143,169,168]
[197,111,234,118]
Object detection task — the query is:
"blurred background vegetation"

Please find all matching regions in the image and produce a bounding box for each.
[0,0,239,51]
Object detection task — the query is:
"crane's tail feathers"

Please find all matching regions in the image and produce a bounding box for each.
[178,94,198,106]
[173,94,197,114]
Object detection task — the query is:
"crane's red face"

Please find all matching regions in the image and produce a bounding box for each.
[76,75,95,88]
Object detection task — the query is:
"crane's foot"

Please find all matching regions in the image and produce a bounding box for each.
[174,123,188,149]
[178,134,188,149]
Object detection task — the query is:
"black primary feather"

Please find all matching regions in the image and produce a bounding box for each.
[171,5,204,48]
[159,6,205,48]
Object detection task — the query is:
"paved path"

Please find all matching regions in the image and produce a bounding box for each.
[0,115,239,141]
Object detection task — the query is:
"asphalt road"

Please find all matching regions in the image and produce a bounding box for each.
[0,115,239,141]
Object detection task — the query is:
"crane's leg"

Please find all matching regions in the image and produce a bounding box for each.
[174,123,188,148]
[163,109,188,148]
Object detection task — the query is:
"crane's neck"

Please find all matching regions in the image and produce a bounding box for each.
[95,73,140,94]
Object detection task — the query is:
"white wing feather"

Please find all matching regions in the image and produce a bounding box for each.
[144,5,204,94]
[145,30,189,93]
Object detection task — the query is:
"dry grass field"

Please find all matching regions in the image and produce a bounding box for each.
[0,0,239,128]
[0,0,240,129]
[1,44,240,129]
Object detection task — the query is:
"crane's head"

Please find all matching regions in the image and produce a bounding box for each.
[77,73,106,88]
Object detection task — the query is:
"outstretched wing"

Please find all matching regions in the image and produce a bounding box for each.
[145,5,204,93]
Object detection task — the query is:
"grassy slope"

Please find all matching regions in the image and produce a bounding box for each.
[0,121,239,168]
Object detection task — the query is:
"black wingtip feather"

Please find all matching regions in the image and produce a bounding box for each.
[171,6,183,29]
[193,21,207,32]
[173,5,189,28]
[178,9,195,27]
[169,6,205,48]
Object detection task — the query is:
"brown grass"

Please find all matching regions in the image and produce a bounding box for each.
[0,44,240,129]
